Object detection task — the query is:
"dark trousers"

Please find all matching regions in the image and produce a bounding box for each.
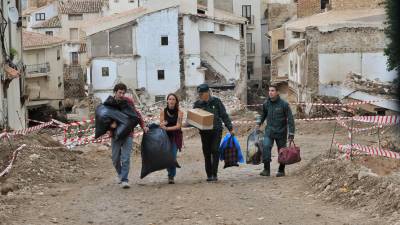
[200,130,222,178]
[262,135,287,172]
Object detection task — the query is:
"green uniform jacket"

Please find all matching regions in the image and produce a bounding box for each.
[193,96,233,132]
[257,96,295,139]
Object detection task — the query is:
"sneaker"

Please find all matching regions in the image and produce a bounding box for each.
[121,181,130,189]
[260,169,270,177]
[168,177,175,184]
[276,171,285,177]
[206,177,213,182]
[115,176,122,184]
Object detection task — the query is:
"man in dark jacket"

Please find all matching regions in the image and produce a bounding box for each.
[194,84,233,182]
[256,84,295,177]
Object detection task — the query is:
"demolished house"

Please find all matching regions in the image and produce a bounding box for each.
[268,3,399,114]
[83,0,248,103]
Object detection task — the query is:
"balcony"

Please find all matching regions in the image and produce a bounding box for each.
[245,15,255,28]
[25,63,50,78]
[247,42,255,56]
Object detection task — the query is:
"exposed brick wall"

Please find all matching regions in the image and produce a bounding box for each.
[297,0,321,18]
[330,0,384,10]
[304,26,385,95]
[267,3,297,30]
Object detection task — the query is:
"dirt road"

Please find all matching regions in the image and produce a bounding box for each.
[1,122,393,225]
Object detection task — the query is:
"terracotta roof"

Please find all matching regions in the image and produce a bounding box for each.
[32,16,62,28]
[58,0,104,14]
[23,31,65,49]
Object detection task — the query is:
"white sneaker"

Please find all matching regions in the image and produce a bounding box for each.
[121,181,130,189]
[115,176,122,184]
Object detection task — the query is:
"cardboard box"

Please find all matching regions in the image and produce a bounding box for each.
[187,108,214,130]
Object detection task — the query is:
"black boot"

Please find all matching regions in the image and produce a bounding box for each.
[260,162,270,176]
[276,164,285,177]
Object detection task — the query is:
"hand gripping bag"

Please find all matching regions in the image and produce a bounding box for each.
[246,129,264,165]
[278,140,301,165]
[219,133,244,168]
[95,96,139,141]
[140,124,181,179]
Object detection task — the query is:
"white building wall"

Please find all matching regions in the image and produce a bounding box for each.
[318,52,397,84]
[182,15,204,87]
[32,27,62,37]
[233,0,263,80]
[103,0,139,16]
[1,0,26,130]
[136,8,180,97]
[200,32,241,81]
[26,3,58,31]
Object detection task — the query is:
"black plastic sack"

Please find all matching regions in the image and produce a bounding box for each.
[94,104,138,141]
[246,129,264,165]
[140,124,180,179]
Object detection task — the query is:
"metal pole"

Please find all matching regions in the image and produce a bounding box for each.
[328,121,338,158]
[350,118,354,160]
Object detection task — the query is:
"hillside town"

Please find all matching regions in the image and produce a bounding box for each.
[0,0,399,224]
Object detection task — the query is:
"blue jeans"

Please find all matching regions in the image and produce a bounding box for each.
[262,135,287,162]
[111,136,133,182]
[167,143,178,178]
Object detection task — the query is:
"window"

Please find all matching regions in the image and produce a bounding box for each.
[321,0,329,10]
[71,52,79,65]
[68,14,83,20]
[45,31,53,36]
[70,28,79,40]
[102,67,109,77]
[161,36,168,46]
[155,95,165,102]
[157,70,165,80]
[278,39,285,50]
[247,61,254,80]
[129,0,135,2]
[114,0,119,2]
[27,16,30,22]
[242,5,251,22]
[292,32,300,38]
[219,24,225,31]
[35,13,45,21]
[57,49,60,60]
[264,57,271,64]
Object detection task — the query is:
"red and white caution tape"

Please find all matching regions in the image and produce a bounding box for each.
[336,118,384,134]
[242,100,387,108]
[353,115,400,125]
[351,143,400,159]
[0,144,26,177]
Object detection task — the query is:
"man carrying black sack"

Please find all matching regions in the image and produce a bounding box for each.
[256,84,295,177]
[194,84,234,182]
[108,83,148,188]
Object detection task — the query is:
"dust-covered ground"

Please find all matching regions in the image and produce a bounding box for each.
[0,121,399,225]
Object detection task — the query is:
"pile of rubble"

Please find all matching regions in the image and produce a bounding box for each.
[138,89,242,123]
[343,72,398,96]
[301,155,400,224]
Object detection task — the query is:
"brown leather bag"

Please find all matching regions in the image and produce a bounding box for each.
[278,140,301,165]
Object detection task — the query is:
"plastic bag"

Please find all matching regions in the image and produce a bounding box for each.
[140,124,181,179]
[246,129,264,165]
[94,96,139,141]
[219,133,244,168]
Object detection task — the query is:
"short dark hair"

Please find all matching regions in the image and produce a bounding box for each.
[269,84,279,91]
[113,83,127,93]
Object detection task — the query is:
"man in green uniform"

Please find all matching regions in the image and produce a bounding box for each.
[256,84,295,177]
[194,84,234,182]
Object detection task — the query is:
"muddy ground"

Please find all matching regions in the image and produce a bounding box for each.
[0,121,399,225]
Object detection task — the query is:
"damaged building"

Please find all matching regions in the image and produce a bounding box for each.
[269,0,399,114]
[1,0,27,130]
[83,0,248,103]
